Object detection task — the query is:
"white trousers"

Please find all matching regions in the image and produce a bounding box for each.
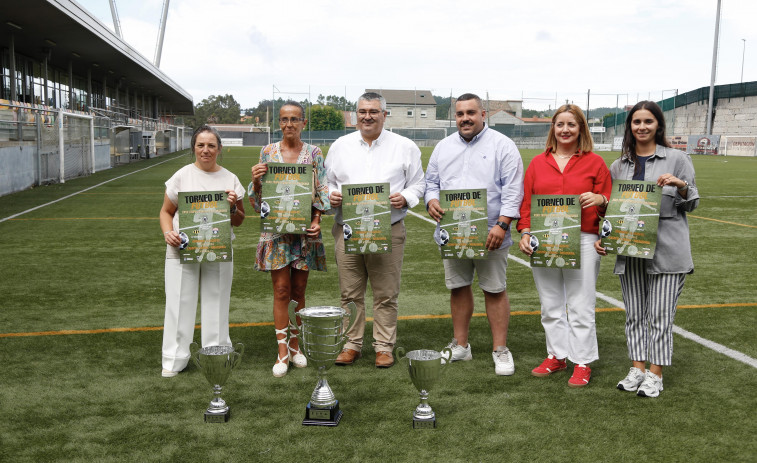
[531,233,600,365]
[162,257,233,371]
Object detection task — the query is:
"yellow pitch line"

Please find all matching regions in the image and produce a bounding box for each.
[9,217,157,221]
[689,214,757,228]
[80,192,162,195]
[2,303,754,338]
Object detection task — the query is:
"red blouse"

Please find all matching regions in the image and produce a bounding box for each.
[517,150,612,235]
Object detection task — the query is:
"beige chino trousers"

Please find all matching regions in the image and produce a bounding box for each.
[332,220,406,353]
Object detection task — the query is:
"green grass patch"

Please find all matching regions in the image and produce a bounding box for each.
[1,147,756,462]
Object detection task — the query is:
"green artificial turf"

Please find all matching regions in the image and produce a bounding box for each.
[1,147,755,462]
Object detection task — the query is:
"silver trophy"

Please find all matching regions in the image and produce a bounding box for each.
[190,342,244,423]
[395,347,451,429]
[289,300,357,426]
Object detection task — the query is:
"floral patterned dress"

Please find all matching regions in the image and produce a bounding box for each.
[248,142,330,271]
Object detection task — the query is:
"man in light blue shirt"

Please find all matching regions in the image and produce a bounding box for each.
[425,93,524,376]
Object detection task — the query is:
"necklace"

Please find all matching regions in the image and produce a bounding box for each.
[553,152,575,159]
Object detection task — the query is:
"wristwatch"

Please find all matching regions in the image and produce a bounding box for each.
[677,181,689,192]
[495,221,509,231]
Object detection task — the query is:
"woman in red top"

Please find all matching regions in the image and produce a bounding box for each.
[517,104,612,387]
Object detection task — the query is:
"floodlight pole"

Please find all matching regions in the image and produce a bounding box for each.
[706,0,722,136]
[108,0,122,38]
[741,39,746,84]
[154,0,170,67]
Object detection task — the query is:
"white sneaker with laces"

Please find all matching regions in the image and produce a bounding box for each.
[492,346,515,376]
[441,338,472,364]
[636,370,664,398]
[617,367,646,392]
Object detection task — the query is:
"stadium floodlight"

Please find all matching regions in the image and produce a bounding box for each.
[741,39,746,84]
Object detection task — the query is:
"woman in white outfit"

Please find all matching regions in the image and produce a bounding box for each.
[159,125,246,378]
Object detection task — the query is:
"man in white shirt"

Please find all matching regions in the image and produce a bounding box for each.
[325,92,425,368]
[425,93,524,375]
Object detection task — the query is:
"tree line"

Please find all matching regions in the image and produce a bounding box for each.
[184,94,618,130]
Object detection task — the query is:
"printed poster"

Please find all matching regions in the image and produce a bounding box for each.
[177,191,232,264]
[260,162,312,234]
[341,182,391,254]
[529,195,581,268]
[437,189,488,259]
[600,180,661,259]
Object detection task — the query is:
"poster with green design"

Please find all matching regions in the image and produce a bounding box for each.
[177,191,232,264]
[260,162,312,234]
[341,182,391,254]
[600,180,661,259]
[529,195,581,268]
[438,189,488,259]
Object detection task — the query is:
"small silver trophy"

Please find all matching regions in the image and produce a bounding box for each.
[289,301,356,426]
[190,342,244,423]
[395,347,451,429]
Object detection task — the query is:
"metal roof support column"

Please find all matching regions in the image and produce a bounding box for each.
[9,34,17,101]
[68,60,73,110]
[87,68,92,109]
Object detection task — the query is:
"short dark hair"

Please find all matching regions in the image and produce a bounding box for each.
[281,100,305,118]
[191,125,222,150]
[456,93,483,110]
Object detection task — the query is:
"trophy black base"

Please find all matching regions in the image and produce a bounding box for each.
[303,401,342,427]
[204,410,231,423]
[412,416,436,429]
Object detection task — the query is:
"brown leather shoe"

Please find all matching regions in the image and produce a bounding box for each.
[335,348,361,365]
[375,351,394,368]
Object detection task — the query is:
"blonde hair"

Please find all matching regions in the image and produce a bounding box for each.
[545,104,593,154]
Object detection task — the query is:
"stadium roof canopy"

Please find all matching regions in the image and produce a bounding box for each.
[2,0,193,114]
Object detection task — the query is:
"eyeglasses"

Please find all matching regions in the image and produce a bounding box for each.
[279,117,304,125]
[357,109,382,117]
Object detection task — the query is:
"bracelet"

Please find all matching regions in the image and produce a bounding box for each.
[601,195,609,207]
[521,231,532,237]
[163,231,171,235]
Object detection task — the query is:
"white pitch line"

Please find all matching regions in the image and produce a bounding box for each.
[0,153,187,224]
[407,209,757,369]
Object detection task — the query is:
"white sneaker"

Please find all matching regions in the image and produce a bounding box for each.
[440,338,472,364]
[636,370,664,398]
[617,367,646,392]
[161,368,178,378]
[492,346,515,376]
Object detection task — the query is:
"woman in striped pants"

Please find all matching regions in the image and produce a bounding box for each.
[595,101,699,398]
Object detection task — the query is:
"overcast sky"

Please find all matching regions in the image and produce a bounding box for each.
[76,0,757,111]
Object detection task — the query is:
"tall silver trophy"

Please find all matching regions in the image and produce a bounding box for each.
[289,300,357,426]
[190,342,244,423]
[395,347,451,429]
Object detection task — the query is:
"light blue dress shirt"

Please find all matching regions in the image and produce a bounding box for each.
[425,126,524,248]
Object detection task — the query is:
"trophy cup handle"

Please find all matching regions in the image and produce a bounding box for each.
[190,342,202,369]
[232,342,245,368]
[440,348,453,373]
[287,299,302,341]
[394,347,406,364]
[344,301,358,334]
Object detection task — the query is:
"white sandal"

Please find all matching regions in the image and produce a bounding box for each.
[288,323,307,368]
[272,327,290,377]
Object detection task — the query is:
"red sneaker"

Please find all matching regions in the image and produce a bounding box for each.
[531,355,567,377]
[568,365,591,388]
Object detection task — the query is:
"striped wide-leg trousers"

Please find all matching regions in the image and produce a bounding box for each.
[618,257,686,366]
